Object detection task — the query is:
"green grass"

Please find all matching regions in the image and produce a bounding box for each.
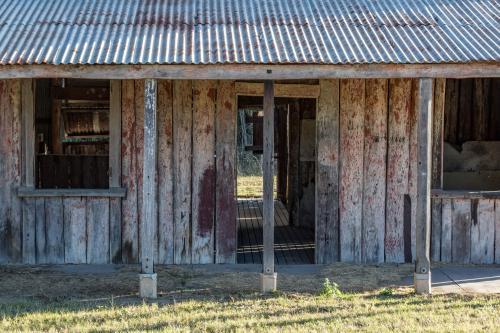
[1,290,499,332]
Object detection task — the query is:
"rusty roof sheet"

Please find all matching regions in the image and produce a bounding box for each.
[0,0,498,65]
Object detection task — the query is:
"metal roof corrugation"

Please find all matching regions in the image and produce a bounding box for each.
[0,0,498,65]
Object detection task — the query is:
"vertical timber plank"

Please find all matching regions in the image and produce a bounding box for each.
[192,80,217,264]
[362,79,387,263]
[0,80,22,263]
[408,80,419,262]
[432,79,445,189]
[173,80,193,264]
[316,79,340,264]
[21,79,36,263]
[215,80,237,264]
[86,198,110,264]
[287,101,300,227]
[277,105,288,203]
[63,197,86,264]
[121,80,138,263]
[22,199,36,264]
[458,79,473,143]
[35,198,47,263]
[135,80,145,261]
[157,80,174,264]
[441,198,452,262]
[451,199,471,264]
[385,79,412,263]
[471,199,494,264]
[109,80,122,263]
[430,79,445,262]
[444,79,459,144]
[45,198,64,263]
[339,79,365,263]
[431,198,442,262]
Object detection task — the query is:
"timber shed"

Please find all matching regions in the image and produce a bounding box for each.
[0,0,499,297]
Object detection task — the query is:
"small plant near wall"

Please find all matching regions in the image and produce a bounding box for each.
[318,278,342,298]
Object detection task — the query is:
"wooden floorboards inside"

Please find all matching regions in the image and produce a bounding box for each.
[237,198,315,265]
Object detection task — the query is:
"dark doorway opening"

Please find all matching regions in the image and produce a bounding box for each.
[236,95,316,264]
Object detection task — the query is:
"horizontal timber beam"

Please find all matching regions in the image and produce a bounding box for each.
[431,189,500,199]
[0,63,497,80]
[236,82,319,98]
[17,187,127,197]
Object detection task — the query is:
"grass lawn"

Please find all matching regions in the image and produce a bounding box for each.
[2,291,499,332]
[1,264,499,332]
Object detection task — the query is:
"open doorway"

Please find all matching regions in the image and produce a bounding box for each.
[236,95,316,264]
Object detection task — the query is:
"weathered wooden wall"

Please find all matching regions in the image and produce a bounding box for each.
[0,80,22,263]
[121,79,237,265]
[430,197,500,264]
[2,78,499,265]
[317,78,423,264]
[1,79,237,265]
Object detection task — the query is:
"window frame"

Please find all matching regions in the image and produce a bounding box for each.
[18,79,126,198]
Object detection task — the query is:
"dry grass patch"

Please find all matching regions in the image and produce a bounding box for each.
[1,264,499,332]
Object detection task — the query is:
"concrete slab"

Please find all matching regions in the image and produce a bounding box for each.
[440,267,500,294]
[403,266,500,294]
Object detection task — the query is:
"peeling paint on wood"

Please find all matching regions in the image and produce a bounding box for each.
[192,80,217,264]
[121,80,139,263]
[0,80,22,263]
[339,79,365,263]
[316,79,340,264]
[215,80,237,264]
[362,79,387,264]
[173,80,193,264]
[135,80,145,261]
[407,79,419,263]
[157,80,174,265]
[385,79,412,263]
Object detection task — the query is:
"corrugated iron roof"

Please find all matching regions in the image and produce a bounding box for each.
[0,0,498,65]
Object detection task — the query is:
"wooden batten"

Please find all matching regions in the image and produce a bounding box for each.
[173,80,193,264]
[362,79,388,264]
[339,79,365,263]
[215,80,237,264]
[385,79,412,263]
[315,79,340,263]
[157,80,174,265]
[191,80,217,264]
[121,80,139,263]
[287,100,301,227]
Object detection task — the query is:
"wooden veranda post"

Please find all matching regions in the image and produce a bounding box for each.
[414,78,433,294]
[261,80,277,292]
[139,79,158,298]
